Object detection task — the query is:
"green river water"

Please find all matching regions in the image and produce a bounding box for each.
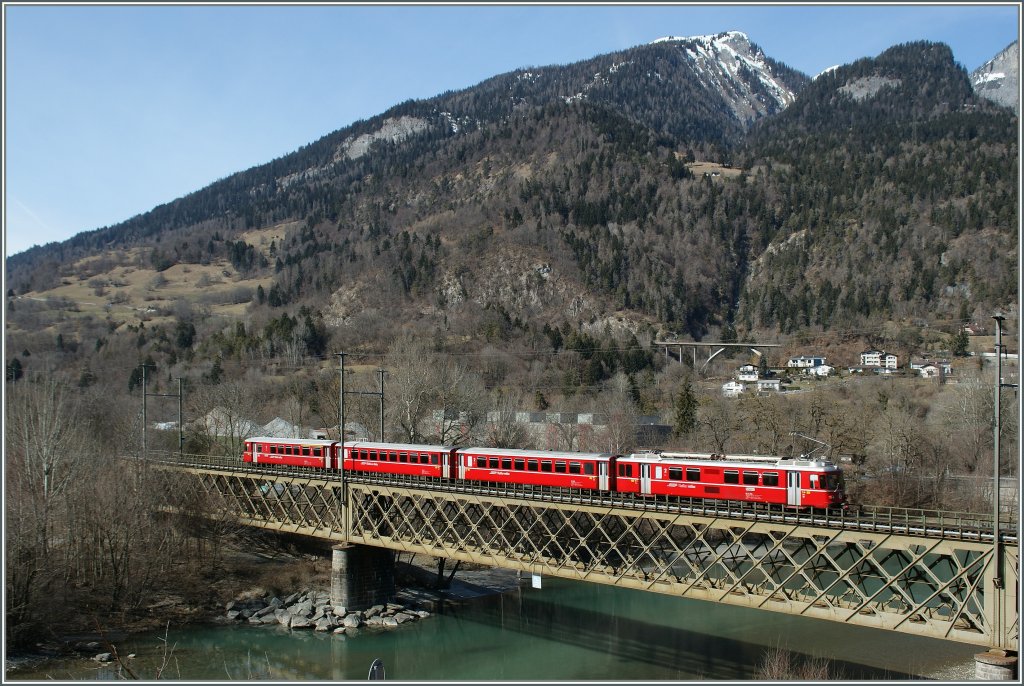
[9,575,979,681]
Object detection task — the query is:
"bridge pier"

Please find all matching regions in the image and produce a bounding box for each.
[330,543,395,611]
[974,651,1018,680]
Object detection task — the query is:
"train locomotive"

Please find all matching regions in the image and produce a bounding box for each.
[242,438,847,510]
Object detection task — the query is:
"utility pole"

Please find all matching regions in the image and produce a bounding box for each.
[992,314,1004,592]
[141,364,148,457]
[378,367,386,441]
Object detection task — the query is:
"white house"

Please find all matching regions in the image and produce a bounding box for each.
[722,381,746,398]
[861,350,898,369]
[756,378,782,393]
[808,364,834,378]
[787,355,826,369]
[736,364,759,382]
[911,360,953,379]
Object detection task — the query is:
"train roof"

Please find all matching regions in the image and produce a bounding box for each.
[346,441,456,452]
[247,437,338,446]
[457,446,614,460]
[620,451,840,471]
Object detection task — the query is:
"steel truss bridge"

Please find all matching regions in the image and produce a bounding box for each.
[144,451,1019,650]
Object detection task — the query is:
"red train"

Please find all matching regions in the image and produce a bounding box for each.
[242,438,847,510]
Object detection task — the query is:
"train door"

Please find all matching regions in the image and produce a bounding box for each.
[786,470,801,507]
[598,461,609,491]
[442,450,452,479]
[640,463,653,495]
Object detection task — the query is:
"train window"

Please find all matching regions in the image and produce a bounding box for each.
[743,471,759,486]
[555,461,567,473]
[489,458,500,469]
[724,470,740,484]
[501,459,512,470]
[476,457,487,468]
[668,467,683,480]
[514,459,525,471]
[313,448,322,457]
[809,474,819,489]
[528,460,539,471]
[430,454,439,465]
[686,468,700,481]
[287,446,294,456]
[400,452,409,463]
[762,472,779,486]
[578,463,589,476]
[410,453,420,464]
[302,447,311,457]
[541,461,552,472]
[368,451,377,461]
[584,463,594,475]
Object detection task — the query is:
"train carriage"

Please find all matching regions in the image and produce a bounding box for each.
[344,441,455,479]
[243,437,338,469]
[615,451,846,509]
[457,446,615,491]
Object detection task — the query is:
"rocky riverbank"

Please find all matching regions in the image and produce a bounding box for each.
[5,551,521,677]
[217,588,431,633]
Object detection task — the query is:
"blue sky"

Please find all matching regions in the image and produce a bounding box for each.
[4,3,1020,257]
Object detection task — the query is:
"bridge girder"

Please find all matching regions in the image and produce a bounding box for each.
[153,463,1018,649]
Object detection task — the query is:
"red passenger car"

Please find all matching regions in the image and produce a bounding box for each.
[243,437,338,469]
[343,441,455,479]
[456,447,614,490]
[615,451,846,509]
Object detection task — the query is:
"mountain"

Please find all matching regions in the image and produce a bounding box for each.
[4,35,1017,380]
[971,40,1019,114]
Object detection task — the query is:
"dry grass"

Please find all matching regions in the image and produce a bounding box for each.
[757,646,837,681]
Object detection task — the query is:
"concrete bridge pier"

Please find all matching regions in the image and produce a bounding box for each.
[974,650,1018,680]
[330,543,395,611]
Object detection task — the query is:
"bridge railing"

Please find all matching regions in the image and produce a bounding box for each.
[136,450,1017,543]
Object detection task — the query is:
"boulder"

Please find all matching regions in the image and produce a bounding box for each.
[314,618,334,632]
[415,610,431,619]
[333,627,347,635]
[363,604,385,619]
[394,613,414,624]
[289,617,314,630]
[93,653,113,663]
[225,601,237,612]
[343,614,362,629]
[365,616,384,627]
[382,617,399,628]
[332,606,347,617]
[290,601,313,617]
[226,610,241,621]
[276,612,292,628]
[283,592,300,605]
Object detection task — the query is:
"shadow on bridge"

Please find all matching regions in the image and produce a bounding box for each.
[436,579,930,680]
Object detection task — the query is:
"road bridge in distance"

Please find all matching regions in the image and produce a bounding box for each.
[142,451,1018,658]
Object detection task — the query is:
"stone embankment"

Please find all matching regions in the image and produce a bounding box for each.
[220,589,430,634]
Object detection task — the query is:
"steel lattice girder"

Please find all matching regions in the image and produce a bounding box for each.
[155,467,1018,648]
[345,482,1017,647]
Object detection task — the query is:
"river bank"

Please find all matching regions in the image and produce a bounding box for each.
[5,550,519,678]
